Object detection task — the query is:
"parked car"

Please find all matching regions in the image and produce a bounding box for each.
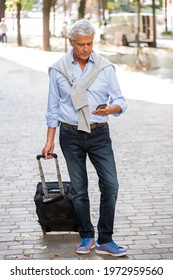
[100,13,154,47]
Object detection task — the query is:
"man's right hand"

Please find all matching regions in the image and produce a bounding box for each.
[42,127,56,159]
[42,142,55,160]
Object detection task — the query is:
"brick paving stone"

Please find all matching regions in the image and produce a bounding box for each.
[160,253,173,259]
[133,254,162,260]
[0,46,173,260]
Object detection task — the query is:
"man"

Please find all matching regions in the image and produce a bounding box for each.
[0,18,8,45]
[42,19,127,257]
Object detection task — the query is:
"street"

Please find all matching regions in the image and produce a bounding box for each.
[0,40,173,261]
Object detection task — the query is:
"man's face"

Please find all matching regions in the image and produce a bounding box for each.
[69,33,94,63]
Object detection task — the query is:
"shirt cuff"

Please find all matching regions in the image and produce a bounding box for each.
[46,119,59,128]
[110,99,128,116]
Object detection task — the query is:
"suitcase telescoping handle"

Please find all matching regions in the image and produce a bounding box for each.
[36,153,65,198]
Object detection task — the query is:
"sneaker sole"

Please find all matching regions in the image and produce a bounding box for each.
[76,244,95,254]
[95,249,127,257]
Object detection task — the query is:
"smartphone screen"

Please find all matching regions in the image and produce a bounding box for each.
[96,104,107,110]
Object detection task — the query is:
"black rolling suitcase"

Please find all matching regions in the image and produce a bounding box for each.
[34,153,78,233]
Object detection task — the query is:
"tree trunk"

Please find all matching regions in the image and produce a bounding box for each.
[136,0,140,49]
[16,2,22,46]
[43,0,52,51]
[102,0,107,21]
[0,0,6,20]
[164,0,168,32]
[78,0,86,19]
[152,0,157,47]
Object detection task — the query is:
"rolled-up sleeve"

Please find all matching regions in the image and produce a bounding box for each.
[106,65,128,116]
[46,69,60,127]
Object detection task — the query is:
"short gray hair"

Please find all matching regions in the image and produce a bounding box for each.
[69,19,95,40]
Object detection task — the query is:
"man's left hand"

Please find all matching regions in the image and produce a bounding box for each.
[92,105,121,116]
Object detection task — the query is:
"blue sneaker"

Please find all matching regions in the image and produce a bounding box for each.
[76,238,95,254]
[95,241,127,257]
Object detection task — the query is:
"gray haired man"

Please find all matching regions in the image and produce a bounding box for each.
[42,19,127,257]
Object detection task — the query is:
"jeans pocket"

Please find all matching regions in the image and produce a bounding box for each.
[60,125,70,135]
[98,123,109,133]
[60,124,79,136]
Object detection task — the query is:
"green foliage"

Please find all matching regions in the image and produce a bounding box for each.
[161,30,172,36]
[6,0,37,11]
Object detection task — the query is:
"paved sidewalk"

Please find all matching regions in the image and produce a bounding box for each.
[0,46,173,260]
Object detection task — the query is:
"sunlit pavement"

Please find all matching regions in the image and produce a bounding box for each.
[0,43,173,260]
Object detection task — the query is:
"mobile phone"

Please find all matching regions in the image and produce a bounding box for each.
[96,104,107,110]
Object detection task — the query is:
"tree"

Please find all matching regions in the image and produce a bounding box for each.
[163,0,168,32]
[151,0,157,47]
[6,0,36,46]
[42,0,57,51]
[78,0,86,19]
[16,0,22,46]
[6,0,56,50]
[98,0,108,24]
[0,0,6,20]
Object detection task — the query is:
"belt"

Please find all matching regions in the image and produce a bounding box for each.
[61,122,107,130]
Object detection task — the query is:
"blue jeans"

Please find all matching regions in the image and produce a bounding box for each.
[1,33,7,43]
[59,123,119,244]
